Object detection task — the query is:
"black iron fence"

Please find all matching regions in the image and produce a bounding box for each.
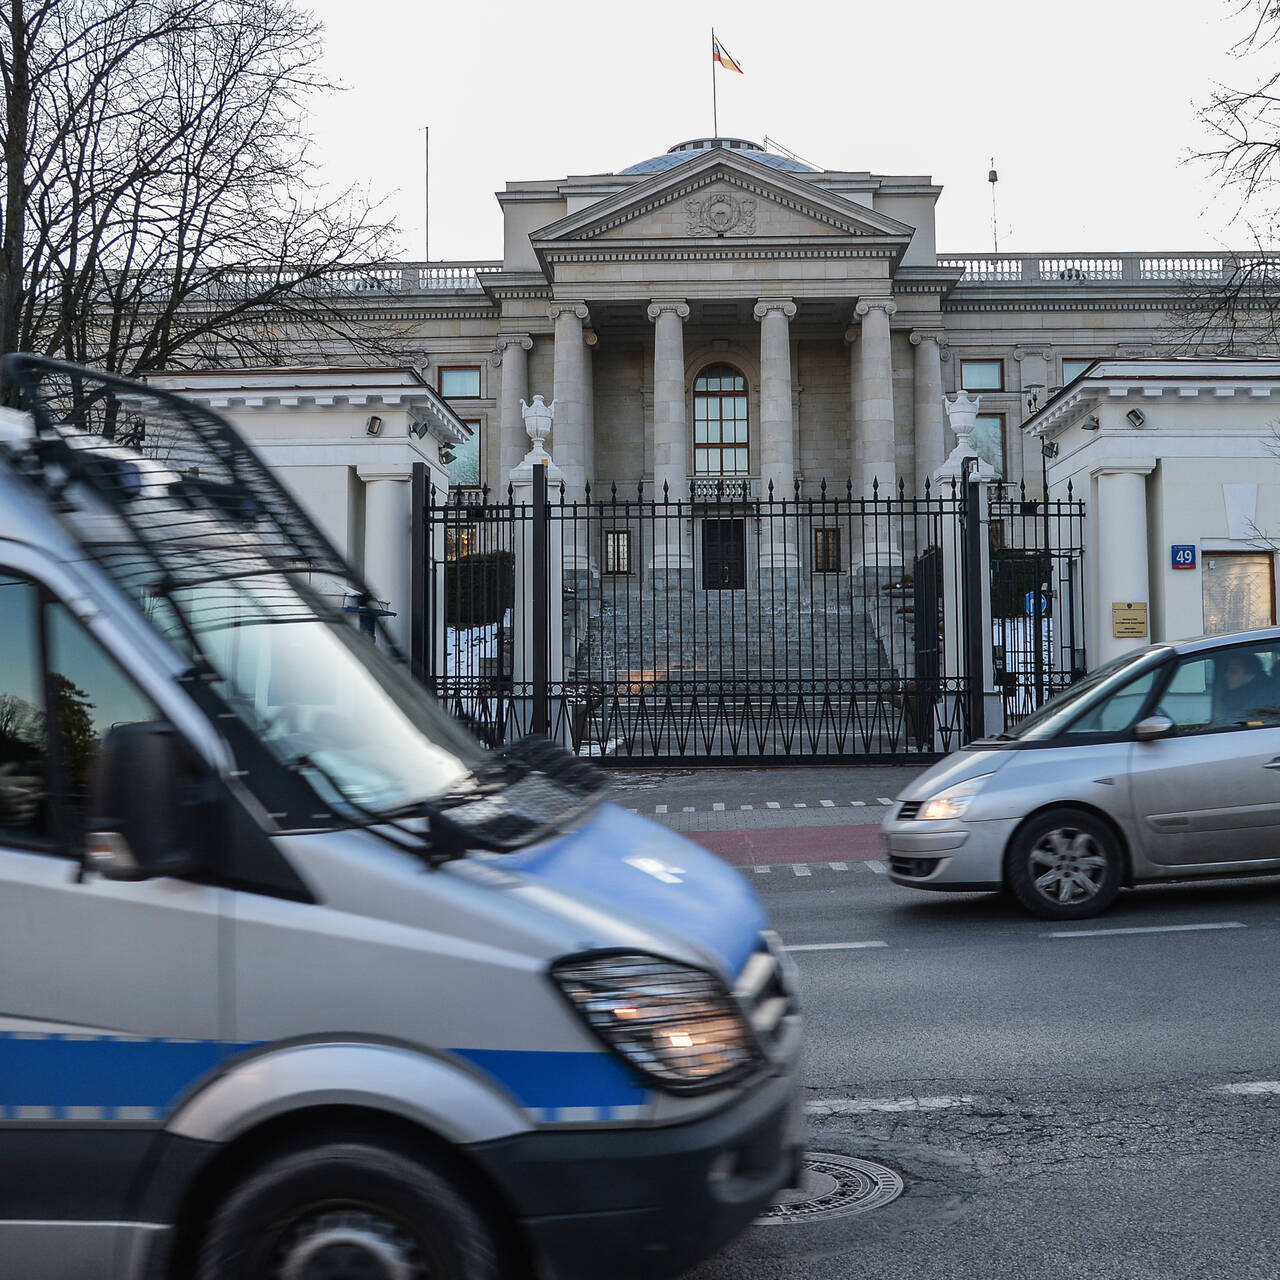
[414,470,1002,763]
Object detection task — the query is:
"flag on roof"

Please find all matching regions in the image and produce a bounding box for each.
[712,35,743,73]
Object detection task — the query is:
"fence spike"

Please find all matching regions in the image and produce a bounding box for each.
[793,476,801,502]
[481,482,491,502]
[819,476,827,498]
[584,480,592,502]
[897,475,906,499]
[872,476,880,498]
[1066,478,1073,501]
[767,478,775,501]
[1019,478,1027,501]
[924,474,932,498]
[611,480,617,498]
[662,479,670,502]
[846,478,854,499]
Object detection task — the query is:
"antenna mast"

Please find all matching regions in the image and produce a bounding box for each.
[988,159,999,255]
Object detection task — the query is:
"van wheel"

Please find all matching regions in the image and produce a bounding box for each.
[1007,809,1122,920]
[196,1142,500,1280]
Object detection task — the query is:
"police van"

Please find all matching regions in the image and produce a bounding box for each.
[0,356,802,1280]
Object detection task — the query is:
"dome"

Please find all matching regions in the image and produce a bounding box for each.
[618,137,818,176]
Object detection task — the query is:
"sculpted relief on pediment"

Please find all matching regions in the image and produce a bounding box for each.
[685,192,756,237]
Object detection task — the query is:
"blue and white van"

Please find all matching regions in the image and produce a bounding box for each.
[0,356,802,1280]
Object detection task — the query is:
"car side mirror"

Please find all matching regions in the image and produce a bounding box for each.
[85,723,219,880]
[1133,714,1175,742]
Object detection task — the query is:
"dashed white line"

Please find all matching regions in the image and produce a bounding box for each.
[766,801,781,809]
[1049,922,1246,939]
[785,940,889,952]
[753,866,771,875]
[1218,1081,1280,1095]
[806,1095,974,1115]
[792,863,811,877]
[655,804,667,814]
[829,861,848,871]
[741,804,753,810]
[683,806,695,812]
[820,799,835,807]
[794,802,807,809]
[877,797,893,805]
[849,799,866,807]
[865,859,888,875]
[713,802,725,811]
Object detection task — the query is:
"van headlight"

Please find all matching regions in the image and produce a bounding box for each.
[551,952,761,1093]
[918,772,995,821]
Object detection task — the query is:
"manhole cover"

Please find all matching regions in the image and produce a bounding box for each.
[756,1152,903,1224]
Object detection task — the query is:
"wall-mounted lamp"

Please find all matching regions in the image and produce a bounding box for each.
[1041,440,1059,459]
[410,418,429,440]
[439,445,456,466]
[1125,408,1146,429]
[1025,383,1046,414]
[365,414,383,436]
[1082,415,1100,431]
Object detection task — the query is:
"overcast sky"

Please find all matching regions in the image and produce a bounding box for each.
[302,0,1270,262]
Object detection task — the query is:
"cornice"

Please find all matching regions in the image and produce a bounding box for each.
[540,245,899,265]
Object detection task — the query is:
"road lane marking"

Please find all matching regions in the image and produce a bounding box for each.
[741,804,753,810]
[655,804,667,814]
[785,940,889,951]
[877,797,893,805]
[865,860,888,875]
[683,806,695,812]
[1048,922,1246,938]
[767,801,781,809]
[1218,1081,1280,1095]
[829,861,848,871]
[850,800,866,806]
[794,802,807,808]
[806,1095,974,1115]
[821,799,835,807]
[713,802,725,811]
[792,864,811,877]
[753,866,771,875]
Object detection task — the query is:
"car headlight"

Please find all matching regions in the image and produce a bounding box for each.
[551,952,762,1094]
[918,772,995,821]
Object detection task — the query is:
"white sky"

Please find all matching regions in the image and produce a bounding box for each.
[302,0,1272,262]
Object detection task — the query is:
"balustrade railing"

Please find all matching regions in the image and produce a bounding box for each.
[938,251,1280,286]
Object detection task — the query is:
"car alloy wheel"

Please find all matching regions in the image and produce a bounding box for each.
[1008,809,1121,920]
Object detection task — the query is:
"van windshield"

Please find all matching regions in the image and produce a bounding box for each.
[150,573,483,816]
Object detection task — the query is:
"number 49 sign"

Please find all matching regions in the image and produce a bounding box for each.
[1171,545,1197,570]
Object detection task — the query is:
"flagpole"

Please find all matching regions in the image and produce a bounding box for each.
[711,28,718,135]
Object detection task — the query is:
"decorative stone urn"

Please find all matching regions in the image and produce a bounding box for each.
[936,389,997,482]
[510,394,564,483]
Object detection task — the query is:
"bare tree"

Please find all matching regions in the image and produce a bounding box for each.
[0,0,399,399]
[1169,1,1280,352]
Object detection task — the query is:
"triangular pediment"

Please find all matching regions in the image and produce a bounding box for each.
[531,150,915,250]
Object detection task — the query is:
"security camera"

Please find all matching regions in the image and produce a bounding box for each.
[1125,408,1146,428]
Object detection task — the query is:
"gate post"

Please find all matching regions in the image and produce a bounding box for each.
[512,459,563,739]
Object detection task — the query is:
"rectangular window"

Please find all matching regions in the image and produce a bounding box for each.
[0,575,49,846]
[1061,358,1094,385]
[961,360,1004,391]
[604,530,632,575]
[439,366,481,399]
[449,419,482,488]
[1202,552,1276,635]
[813,528,841,573]
[973,413,1006,478]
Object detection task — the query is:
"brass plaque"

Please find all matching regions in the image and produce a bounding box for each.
[1111,602,1148,638]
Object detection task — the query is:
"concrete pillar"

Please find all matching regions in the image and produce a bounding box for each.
[754,298,800,572]
[583,329,597,495]
[647,299,692,574]
[549,301,589,500]
[358,466,412,652]
[910,329,947,499]
[855,297,897,498]
[1093,462,1156,665]
[492,333,533,493]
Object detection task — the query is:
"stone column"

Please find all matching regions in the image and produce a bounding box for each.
[358,465,412,652]
[910,329,947,499]
[647,299,692,576]
[855,297,898,499]
[754,298,798,499]
[549,301,590,499]
[1093,461,1156,665]
[491,333,533,493]
[754,298,800,573]
[583,328,598,494]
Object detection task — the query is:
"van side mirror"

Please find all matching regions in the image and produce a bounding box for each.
[85,723,219,880]
[1133,714,1175,742]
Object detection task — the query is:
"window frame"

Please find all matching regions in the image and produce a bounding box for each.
[1061,358,1094,385]
[960,359,1004,392]
[603,529,633,576]
[972,411,1007,479]
[438,365,482,400]
[812,527,842,574]
[448,417,483,490]
[692,363,750,478]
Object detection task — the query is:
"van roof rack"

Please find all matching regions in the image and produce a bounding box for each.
[2,354,393,657]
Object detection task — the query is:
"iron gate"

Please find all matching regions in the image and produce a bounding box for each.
[414,470,992,763]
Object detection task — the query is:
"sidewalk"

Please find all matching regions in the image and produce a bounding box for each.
[605,763,929,868]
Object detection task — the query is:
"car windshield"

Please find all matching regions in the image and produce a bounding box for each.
[1006,647,1170,742]
[149,572,484,816]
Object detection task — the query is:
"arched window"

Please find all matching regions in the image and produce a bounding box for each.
[693,364,748,476]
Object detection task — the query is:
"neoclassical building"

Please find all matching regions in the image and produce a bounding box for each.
[333,136,1242,505]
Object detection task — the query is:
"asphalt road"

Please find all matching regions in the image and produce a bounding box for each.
[647,769,1280,1280]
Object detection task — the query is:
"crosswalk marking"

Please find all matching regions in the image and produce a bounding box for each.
[850,800,866,806]
[766,801,781,809]
[820,799,835,807]
[792,864,811,877]
[829,861,848,871]
[741,804,753,810]
[753,865,771,875]
[655,804,667,814]
[877,797,893,805]
[865,860,888,875]
[713,802,725,811]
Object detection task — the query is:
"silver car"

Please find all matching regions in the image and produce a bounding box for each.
[882,627,1280,919]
